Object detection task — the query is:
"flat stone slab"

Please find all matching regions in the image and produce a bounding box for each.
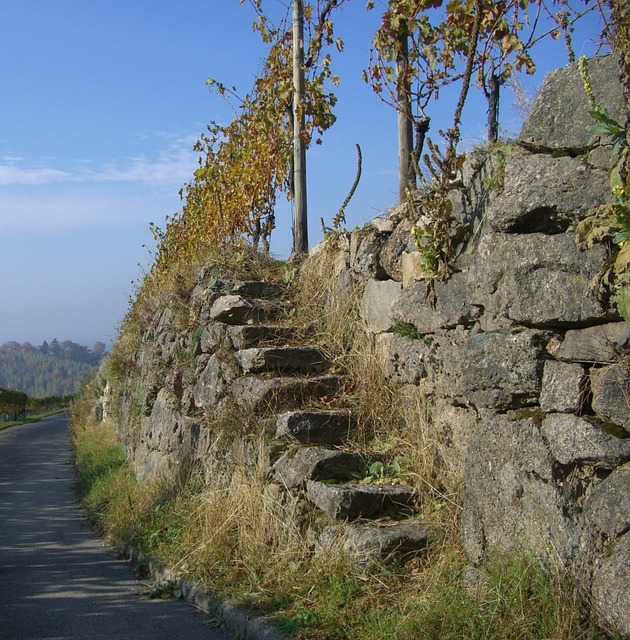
[227,325,295,350]
[273,447,364,488]
[540,413,630,467]
[554,322,630,363]
[194,276,286,300]
[275,410,354,444]
[230,374,344,413]
[235,347,326,374]
[306,480,416,520]
[318,520,433,561]
[191,279,287,324]
[210,295,294,325]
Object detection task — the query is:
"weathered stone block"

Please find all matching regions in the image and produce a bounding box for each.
[427,397,475,487]
[380,218,415,281]
[275,410,355,444]
[583,463,630,538]
[591,532,630,638]
[540,413,630,467]
[392,272,482,335]
[351,230,389,279]
[192,354,238,410]
[273,447,364,488]
[554,322,630,363]
[462,413,579,565]
[307,480,416,519]
[486,152,612,233]
[469,233,610,329]
[540,360,587,413]
[590,364,630,430]
[234,347,326,374]
[374,333,426,386]
[318,520,433,561]
[519,54,625,154]
[199,324,226,353]
[401,251,430,288]
[432,329,545,409]
[359,278,402,333]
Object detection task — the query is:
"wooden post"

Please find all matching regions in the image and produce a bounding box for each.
[397,20,415,203]
[292,0,308,256]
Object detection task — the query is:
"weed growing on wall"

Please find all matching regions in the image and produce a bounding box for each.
[576,55,630,320]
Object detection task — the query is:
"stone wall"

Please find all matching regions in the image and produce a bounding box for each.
[102,54,629,637]
[348,53,629,636]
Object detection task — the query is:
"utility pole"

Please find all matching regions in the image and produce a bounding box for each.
[292,0,308,255]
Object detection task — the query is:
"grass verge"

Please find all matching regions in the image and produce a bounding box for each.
[70,399,614,640]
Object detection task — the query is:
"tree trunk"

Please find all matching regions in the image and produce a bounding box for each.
[396,21,415,203]
[292,0,308,256]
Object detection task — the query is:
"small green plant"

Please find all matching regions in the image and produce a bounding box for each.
[354,457,406,485]
[391,321,423,340]
[481,141,515,194]
[143,579,183,600]
[576,55,630,320]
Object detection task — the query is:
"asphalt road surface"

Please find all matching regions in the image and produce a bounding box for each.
[0,414,229,640]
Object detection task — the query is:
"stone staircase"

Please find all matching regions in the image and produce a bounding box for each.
[205,279,434,563]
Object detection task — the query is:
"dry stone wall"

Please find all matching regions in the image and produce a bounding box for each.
[332,54,629,636]
[101,54,629,637]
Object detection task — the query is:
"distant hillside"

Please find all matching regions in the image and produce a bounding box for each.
[0,340,106,398]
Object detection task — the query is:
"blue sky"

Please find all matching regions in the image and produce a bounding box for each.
[0,1,606,347]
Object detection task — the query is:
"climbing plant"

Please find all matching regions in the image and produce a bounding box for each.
[366,0,607,280]
[152,1,347,276]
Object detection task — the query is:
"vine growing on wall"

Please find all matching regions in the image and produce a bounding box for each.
[152,1,347,276]
[366,0,606,279]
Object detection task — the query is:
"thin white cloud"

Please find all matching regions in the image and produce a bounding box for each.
[0,136,200,187]
[0,162,73,185]
[0,183,182,231]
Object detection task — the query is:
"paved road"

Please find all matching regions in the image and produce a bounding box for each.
[0,414,229,640]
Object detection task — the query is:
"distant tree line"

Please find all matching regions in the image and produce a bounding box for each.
[0,340,107,398]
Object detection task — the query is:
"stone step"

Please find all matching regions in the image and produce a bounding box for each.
[194,277,287,301]
[192,279,288,324]
[275,410,355,444]
[235,347,327,374]
[231,374,345,414]
[306,480,416,520]
[209,295,294,326]
[272,446,365,488]
[317,519,434,562]
[227,325,296,350]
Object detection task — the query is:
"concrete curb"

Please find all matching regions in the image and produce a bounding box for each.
[124,547,290,640]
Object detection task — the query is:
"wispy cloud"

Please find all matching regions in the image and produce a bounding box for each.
[0,137,200,187]
[0,180,184,232]
[0,162,73,185]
